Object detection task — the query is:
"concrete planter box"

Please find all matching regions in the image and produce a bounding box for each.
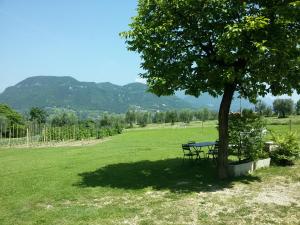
[228,158,271,177]
[228,161,254,177]
[254,158,271,170]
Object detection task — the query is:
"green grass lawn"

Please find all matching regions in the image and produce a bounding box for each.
[0,123,299,225]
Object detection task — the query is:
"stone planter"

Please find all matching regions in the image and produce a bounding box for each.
[228,158,271,177]
[228,161,254,177]
[254,158,271,170]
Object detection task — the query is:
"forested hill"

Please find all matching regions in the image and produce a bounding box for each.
[0,76,193,113]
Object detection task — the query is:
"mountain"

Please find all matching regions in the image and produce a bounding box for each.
[0,76,193,113]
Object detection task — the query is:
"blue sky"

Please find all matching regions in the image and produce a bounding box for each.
[0,0,142,92]
[0,0,299,102]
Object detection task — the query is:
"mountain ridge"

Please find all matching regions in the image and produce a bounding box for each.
[0,76,256,113]
[0,76,193,113]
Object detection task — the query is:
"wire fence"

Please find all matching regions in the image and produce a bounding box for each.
[0,123,121,148]
[265,117,300,132]
[1,117,299,148]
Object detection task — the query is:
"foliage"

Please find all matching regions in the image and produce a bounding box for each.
[136,112,151,127]
[50,112,78,126]
[0,114,9,128]
[0,104,25,138]
[270,132,300,166]
[255,100,267,116]
[125,110,136,128]
[29,107,47,124]
[41,124,122,142]
[152,111,165,123]
[122,0,300,178]
[273,98,294,118]
[165,111,178,125]
[178,110,193,124]
[122,0,299,99]
[229,111,266,161]
[0,104,124,145]
[264,106,273,117]
[0,104,24,125]
[124,108,218,128]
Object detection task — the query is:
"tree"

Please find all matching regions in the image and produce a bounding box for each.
[179,110,192,123]
[122,0,300,178]
[0,104,25,138]
[51,112,78,126]
[264,106,273,117]
[255,100,267,116]
[125,110,136,128]
[202,108,210,121]
[273,99,294,118]
[153,111,165,123]
[99,114,112,127]
[0,104,24,125]
[296,100,300,115]
[137,112,150,127]
[29,107,47,124]
[165,111,178,125]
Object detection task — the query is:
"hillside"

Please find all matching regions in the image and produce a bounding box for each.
[0,76,193,113]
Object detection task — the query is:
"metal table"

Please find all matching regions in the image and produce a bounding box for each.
[185,141,216,159]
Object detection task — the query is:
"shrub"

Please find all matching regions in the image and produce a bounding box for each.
[96,129,107,139]
[229,111,267,161]
[270,132,300,166]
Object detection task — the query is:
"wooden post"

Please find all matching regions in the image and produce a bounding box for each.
[12,124,14,140]
[49,126,51,143]
[9,127,11,147]
[73,125,76,140]
[59,127,61,142]
[60,127,62,141]
[45,126,47,143]
[26,128,29,148]
[68,126,70,141]
[0,124,2,142]
[16,125,19,140]
[30,124,32,145]
[43,125,46,143]
[289,119,292,132]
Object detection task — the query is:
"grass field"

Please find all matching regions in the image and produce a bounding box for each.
[0,121,299,225]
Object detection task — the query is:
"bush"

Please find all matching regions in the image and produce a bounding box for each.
[96,129,107,139]
[229,111,267,161]
[270,132,300,166]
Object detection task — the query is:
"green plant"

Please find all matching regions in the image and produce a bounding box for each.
[229,111,266,161]
[270,132,300,166]
[273,99,294,118]
[122,0,299,179]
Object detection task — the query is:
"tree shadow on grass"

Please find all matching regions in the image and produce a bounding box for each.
[75,158,261,193]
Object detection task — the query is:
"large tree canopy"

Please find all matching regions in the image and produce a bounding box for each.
[29,107,47,124]
[273,98,294,118]
[122,0,300,178]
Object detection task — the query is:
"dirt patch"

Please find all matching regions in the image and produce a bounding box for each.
[2,138,111,149]
[57,197,113,209]
[249,182,300,206]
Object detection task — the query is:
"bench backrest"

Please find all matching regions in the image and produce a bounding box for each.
[182,144,190,150]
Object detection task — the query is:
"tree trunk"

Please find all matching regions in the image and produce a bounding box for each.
[217,82,237,179]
